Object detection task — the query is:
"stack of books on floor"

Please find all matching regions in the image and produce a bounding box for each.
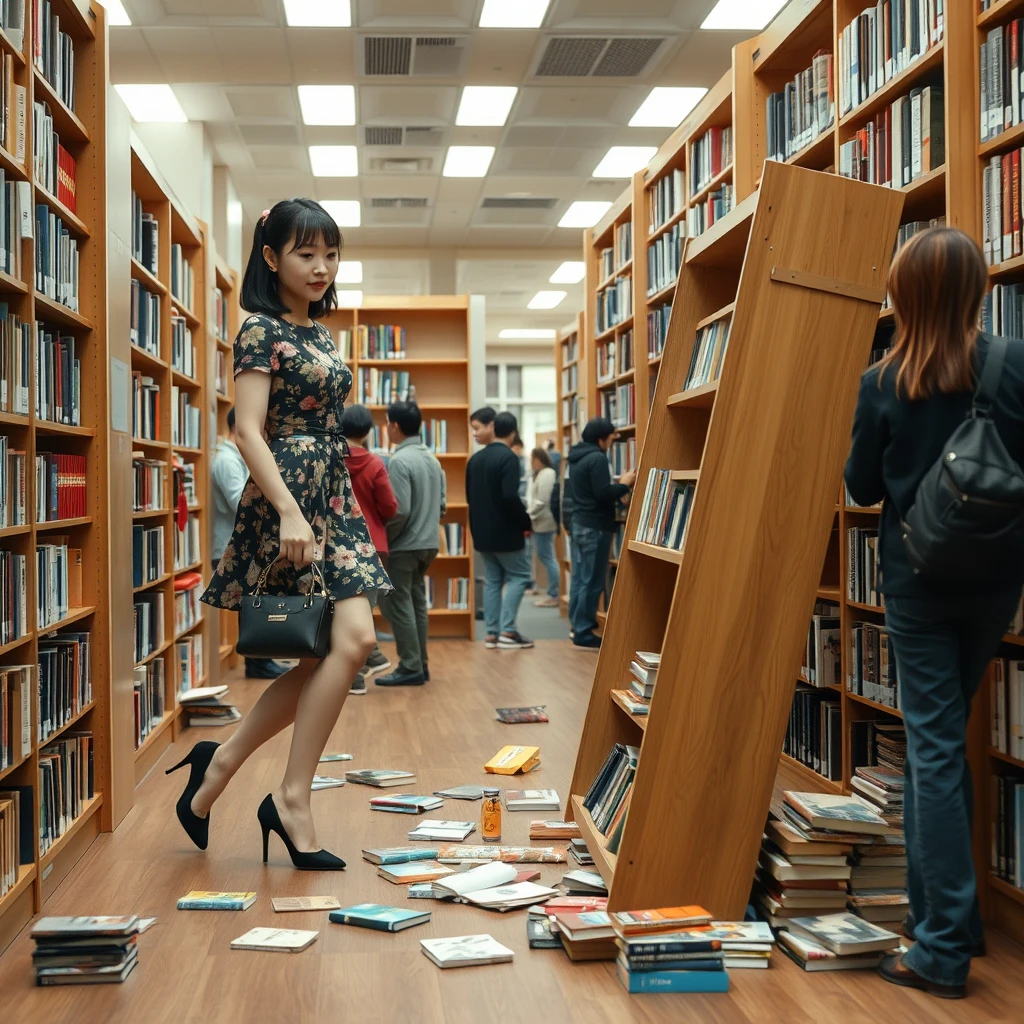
[775,912,900,972]
[31,916,140,986]
[179,685,239,727]
[612,905,730,993]
[546,902,617,961]
[568,838,593,866]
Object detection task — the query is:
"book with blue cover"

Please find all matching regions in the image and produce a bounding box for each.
[362,846,440,865]
[615,958,730,993]
[330,904,431,932]
[176,891,256,911]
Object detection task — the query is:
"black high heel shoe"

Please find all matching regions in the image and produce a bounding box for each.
[257,794,346,870]
[165,741,220,850]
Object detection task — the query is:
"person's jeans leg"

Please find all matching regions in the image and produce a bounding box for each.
[567,529,582,628]
[378,551,422,674]
[572,526,610,639]
[497,548,532,634]
[481,551,504,638]
[414,550,436,673]
[534,531,559,599]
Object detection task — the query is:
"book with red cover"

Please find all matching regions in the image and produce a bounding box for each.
[495,705,548,724]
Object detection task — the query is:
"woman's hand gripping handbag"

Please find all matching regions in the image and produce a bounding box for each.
[237,558,334,659]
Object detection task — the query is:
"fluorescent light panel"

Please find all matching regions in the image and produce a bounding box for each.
[549,261,585,284]
[456,86,517,127]
[701,0,787,30]
[284,0,350,27]
[499,329,557,339]
[479,0,550,28]
[335,289,363,306]
[114,84,187,123]
[309,145,358,176]
[593,146,658,178]
[100,0,131,26]
[528,290,567,310]
[629,87,707,128]
[443,146,495,177]
[320,200,361,227]
[336,261,363,284]
[298,85,355,126]
[558,201,612,228]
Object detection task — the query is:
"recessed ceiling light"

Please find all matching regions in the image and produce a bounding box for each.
[550,261,586,284]
[284,0,350,27]
[701,0,787,30]
[456,86,518,127]
[335,289,363,306]
[336,260,363,284]
[298,85,355,126]
[528,290,567,310]
[114,84,187,123]
[479,0,550,28]
[309,146,358,177]
[99,0,131,25]
[593,146,658,178]
[320,200,361,227]
[558,201,613,228]
[443,146,495,177]
[499,328,558,339]
[629,87,708,128]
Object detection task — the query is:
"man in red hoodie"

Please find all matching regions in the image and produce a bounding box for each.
[342,404,399,693]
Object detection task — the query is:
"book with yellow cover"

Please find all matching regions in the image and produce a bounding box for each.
[177,891,257,911]
[484,745,540,776]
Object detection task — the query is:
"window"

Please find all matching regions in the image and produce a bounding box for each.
[485,362,557,450]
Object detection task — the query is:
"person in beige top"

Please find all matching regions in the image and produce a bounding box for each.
[526,447,559,607]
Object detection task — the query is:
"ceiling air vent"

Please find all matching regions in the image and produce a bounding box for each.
[403,126,446,146]
[363,36,466,76]
[536,38,608,77]
[481,197,557,210]
[365,36,413,75]
[368,157,433,173]
[370,198,430,209]
[365,127,404,146]
[535,36,665,77]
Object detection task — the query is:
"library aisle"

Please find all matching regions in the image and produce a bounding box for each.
[0,640,1018,1023]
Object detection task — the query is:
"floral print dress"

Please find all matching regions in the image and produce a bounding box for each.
[201,313,391,610]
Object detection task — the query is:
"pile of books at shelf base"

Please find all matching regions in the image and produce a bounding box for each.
[180,685,238,727]
[31,916,142,986]
[776,913,901,972]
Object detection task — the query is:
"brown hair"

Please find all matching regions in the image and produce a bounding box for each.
[878,227,987,401]
[531,447,553,471]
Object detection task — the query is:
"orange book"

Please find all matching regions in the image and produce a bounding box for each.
[611,905,713,935]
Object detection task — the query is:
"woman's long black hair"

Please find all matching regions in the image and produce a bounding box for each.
[240,198,342,319]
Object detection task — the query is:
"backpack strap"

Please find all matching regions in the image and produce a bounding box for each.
[973,333,1007,415]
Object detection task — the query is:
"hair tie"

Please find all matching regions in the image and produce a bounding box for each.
[261,209,270,224]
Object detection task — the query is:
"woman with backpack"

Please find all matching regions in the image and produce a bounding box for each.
[845,227,1024,999]
[526,447,559,607]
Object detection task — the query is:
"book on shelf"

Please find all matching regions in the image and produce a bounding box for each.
[504,788,559,811]
[690,124,732,197]
[36,537,78,628]
[33,0,76,114]
[634,468,695,551]
[846,526,881,606]
[344,768,415,788]
[647,303,671,362]
[31,915,140,988]
[484,744,540,775]
[357,368,415,405]
[369,793,443,814]
[34,203,79,311]
[330,904,430,932]
[646,222,684,297]
[991,658,1024,758]
[435,844,566,864]
[170,314,195,378]
[356,324,406,360]
[784,685,842,781]
[176,891,257,911]
[173,512,201,569]
[271,896,341,912]
[982,283,1024,338]
[494,705,547,724]
[131,192,159,275]
[0,549,27,644]
[0,439,27,527]
[992,772,1024,889]
[213,287,228,343]
[171,386,201,448]
[766,50,834,163]
[594,276,632,334]
[980,18,1024,147]
[609,437,635,477]
[648,167,685,233]
[0,665,31,770]
[419,934,514,969]
[687,184,733,238]
[130,280,161,358]
[34,326,80,425]
[170,244,194,309]
[34,452,85,521]
[612,688,650,715]
[230,927,318,953]
[133,659,165,750]
[132,523,164,587]
[408,819,476,842]
[38,730,94,854]
[848,621,900,709]
[683,314,731,392]
[175,632,204,695]
[982,148,1024,266]
[615,220,632,266]
[837,3,944,118]
[803,600,841,687]
[132,456,165,513]
[444,577,470,610]
[131,372,161,442]
[0,306,31,415]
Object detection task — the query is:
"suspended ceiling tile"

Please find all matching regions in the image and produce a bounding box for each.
[359,84,458,123]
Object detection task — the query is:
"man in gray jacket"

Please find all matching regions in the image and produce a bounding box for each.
[376,400,446,686]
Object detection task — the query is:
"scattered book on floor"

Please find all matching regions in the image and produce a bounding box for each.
[611,906,712,935]
[777,929,889,971]
[530,820,581,840]
[178,685,228,703]
[784,791,889,836]
[185,695,241,727]
[319,753,353,763]
[408,883,444,899]
[271,896,341,913]
[377,861,454,885]
[230,927,318,953]
[344,768,416,788]
[369,794,444,814]
[177,891,257,911]
[430,861,523,899]
[569,838,594,865]
[786,912,900,956]
[504,788,560,811]
[436,844,566,864]
[495,705,549,724]
[550,909,615,942]
[31,916,141,987]
[311,775,345,791]
[408,819,476,842]
[432,785,484,801]
[329,904,431,932]
[527,915,562,949]
[137,917,158,933]
[362,846,440,865]
[420,934,514,969]
[561,869,608,895]
[484,745,541,775]
[461,880,560,912]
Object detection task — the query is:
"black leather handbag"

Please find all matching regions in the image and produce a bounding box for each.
[237,558,334,659]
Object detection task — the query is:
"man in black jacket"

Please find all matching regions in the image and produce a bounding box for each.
[567,417,636,648]
[466,411,535,649]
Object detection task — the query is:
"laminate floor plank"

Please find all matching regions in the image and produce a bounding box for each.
[0,639,1021,1022]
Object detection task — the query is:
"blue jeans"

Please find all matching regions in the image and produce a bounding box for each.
[480,548,531,636]
[533,531,559,599]
[569,524,612,640]
[885,588,1019,987]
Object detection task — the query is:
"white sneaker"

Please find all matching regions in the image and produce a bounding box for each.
[497,632,534,650]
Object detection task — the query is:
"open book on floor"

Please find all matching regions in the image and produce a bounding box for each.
[431,861,558,910]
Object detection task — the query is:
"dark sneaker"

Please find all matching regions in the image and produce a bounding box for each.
[375,670,426,686]
[362,648,392,678]
[350,673,367,695]
[572,633,601,649]
[877,953,965,999]
[423,667,430,682]
[485,635,499,649]
[497,632,534,650]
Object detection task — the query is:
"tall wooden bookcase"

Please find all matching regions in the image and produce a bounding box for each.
[0,1,113,953]
[322,296,474,638]
[568,161,903,916]
[555,313,583,618]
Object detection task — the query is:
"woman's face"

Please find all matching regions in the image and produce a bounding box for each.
[264,232,339,309]
[531,455,542,472]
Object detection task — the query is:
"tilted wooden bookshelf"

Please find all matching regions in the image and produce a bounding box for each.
[322,296,473,638]
[567,161,903,916]
[0,1,111,955]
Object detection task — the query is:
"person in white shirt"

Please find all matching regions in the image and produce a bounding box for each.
[526,447,559,607]
[211,408,288,679]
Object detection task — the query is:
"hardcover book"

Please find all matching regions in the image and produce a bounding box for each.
[432,785,484,801]
[561,870,608,894]
[271,897,341,913]
[504,788,559,811]
[616,959,729,993]
[784,791,889,836]
[408,819,476,841]
[329,904,431,932]
[611,905,712,935]
[362,846,439,865]
[176,891,257,911]
[495,705,549,724]
[31,917,139,938]
[527,916,562,948]
[420,934,514,969]
[230,927,318,953]
[369,794,444,814]
[345,768,415,788]
[777,929,887,971]
[484,745,541,775]
[787,912,900,955]
[377,861,454,884]
[436,844,566,864]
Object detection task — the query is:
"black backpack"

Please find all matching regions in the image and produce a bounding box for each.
[549,464,561,528]
[902,334,1024,582]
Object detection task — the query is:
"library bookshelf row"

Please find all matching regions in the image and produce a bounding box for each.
[562,0,1024,943]
[555,313,583,617]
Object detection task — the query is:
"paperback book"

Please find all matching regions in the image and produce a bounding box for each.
[784,791,889,836]
[311,775,345,791]
[177,891,256,911]
[432,785,484,801]
[484,745,540,775]
[495,705,549,724]
[377,861,454,885]
[369,794,444,814]
[271,897,341,912]
[420,934,514,969]
[504,788,560,811]
[408,820,476,842]
[362,847,439,865]
[345,769,415,788]
[436,844,566,864]
[329,904,431,932]
[230,928,318,953]
[319,753,353,762]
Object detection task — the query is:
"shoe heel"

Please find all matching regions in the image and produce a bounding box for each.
[165,754,190,776]
[261,823,271,863]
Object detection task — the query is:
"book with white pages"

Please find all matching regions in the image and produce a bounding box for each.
[179,685,229,703]
[759,848,851,882]
[430,862,518,898]
[408,820,476,842]
[461,881,559,911]
[311,775,345,791]
[230,927,319,953]
[420,934,514,969]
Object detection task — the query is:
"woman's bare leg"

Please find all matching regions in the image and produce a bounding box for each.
[271,595,376,852]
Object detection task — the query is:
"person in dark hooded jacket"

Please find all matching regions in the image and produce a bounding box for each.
[567,417,635,648]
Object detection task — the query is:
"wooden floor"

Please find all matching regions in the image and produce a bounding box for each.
[0,639,1022,1023]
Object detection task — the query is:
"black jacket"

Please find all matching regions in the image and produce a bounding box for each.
[567,441,629,533]
[844,333,1024,596]
[466,442,532,552]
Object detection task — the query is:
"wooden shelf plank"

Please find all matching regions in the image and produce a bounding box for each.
[570,795,616,886]
[0,634,32,657]
[610,690,647,731]
[685,191,758,268]
[695,302,736,332]
[35,421,95,438]
[668,469,699,481]
[34,181,90,237]
[0,267,28,294]
[989,747,1024,770]
[779,752,843,795]
[34,71,90,145]
[626,539,683,565]
[667,381,718,410]
[645,279,678,306]
[847,600,884,614]
[133,508,170,520]
[0,411,30,427]
[34,292,93,330]
[130,257,166,295]
[989,873,1024,906]
[39,701,96,747]
[130,344,168,372]
[175,618,205,641]
[647,206,687,243]
[134,710,178,761]
[36,516,93,531]
[689,162,734,208]
[39,606,96,634]
[838,43,944,133]
[0,525,30,538]
[0,749,31,783]
[134,572,171,594]
[846,691,903,719]
[979,0,1024,32]
[0,865,36,920]
[135,638,172,669]
[132,436,169,454]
